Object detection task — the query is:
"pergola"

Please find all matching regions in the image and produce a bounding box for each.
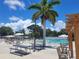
[66,14,79,59]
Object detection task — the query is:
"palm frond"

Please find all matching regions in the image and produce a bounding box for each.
[41,0,48,5]
[32,11,42,22]
[49,10,59,17]
[47,11,57,25]
[48,0,60,8]
[28,4,41,10]
[49,15,56,25]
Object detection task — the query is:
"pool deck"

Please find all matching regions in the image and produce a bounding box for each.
[0,39,59,59]
[0,39,76,59]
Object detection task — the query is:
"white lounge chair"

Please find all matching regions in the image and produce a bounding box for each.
[57,47,68,59]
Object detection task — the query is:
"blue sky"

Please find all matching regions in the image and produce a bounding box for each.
[0,0,79,32]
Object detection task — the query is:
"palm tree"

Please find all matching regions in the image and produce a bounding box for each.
[28,0,60,48]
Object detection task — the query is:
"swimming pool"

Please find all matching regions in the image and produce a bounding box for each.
[46,37,69,45]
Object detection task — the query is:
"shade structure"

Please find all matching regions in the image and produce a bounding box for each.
[66,14,79,59]
[15,33,24,36]
[58,34,68,38]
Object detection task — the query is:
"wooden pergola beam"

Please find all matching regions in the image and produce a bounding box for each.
[66,14,79,18]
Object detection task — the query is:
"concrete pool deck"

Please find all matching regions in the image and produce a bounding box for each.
[0,39,76,59]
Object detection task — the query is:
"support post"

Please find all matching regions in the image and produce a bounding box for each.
[68,31,73,58]
[73,18,79,59]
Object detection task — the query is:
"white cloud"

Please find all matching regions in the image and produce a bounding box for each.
[55,20,66,29]
[0,17,34,32]
[4,0,25,10]
[0,23,5,27]
[37,20,66,32]
[37,22,41,26]
[0,19,65,32]
[37,22,49,29]
[9,16,20,22]
[50,20,66,32]
[50,27,55,31]
[46,27,49,29]
[54,20,66,31]
[50,24,53,27]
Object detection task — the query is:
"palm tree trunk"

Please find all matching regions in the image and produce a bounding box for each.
[33,20,36,52]
[33,37,36,52]
[42,20,46,48]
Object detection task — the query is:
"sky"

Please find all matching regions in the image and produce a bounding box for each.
[0,0,79,32]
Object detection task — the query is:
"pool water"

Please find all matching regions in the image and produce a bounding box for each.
[46,37,69,45]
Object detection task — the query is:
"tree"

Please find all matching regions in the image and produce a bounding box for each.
[20,29,26,35]
[58,29,68,35]
[28,0,60,48]
[0,26,14,36]
[52,30,58,37]
[27,24,43,38]
[46,29,52,36]
[46,30,58,37]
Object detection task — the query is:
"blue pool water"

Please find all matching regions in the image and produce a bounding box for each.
[46,37,69,45]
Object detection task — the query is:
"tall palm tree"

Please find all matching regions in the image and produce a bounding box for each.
[28,0,60,48]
